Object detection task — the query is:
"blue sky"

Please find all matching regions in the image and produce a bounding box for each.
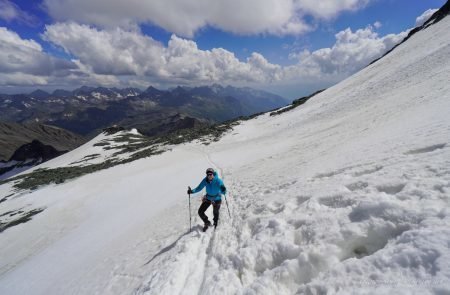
[0,0,446,98]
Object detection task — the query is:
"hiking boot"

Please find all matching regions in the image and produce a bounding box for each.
[203,221,211,232]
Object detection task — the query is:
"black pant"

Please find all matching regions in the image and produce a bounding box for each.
[198,199,222,225]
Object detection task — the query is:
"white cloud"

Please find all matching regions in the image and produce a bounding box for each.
[0,26,119,89]
[294,0,370,19]
[42,0,371,37]
[163,36,283,84]
[0,27,76,78]
[0,0,38,25]
[61,59,120,87]
[43,23,165,76]
[43,23,282,85]
[0,73,48,86]
[415,8,438,27]
[287,25,408,81]
[373,21,382,29]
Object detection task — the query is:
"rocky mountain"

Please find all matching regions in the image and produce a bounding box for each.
[0,139,65,181]
[29,90,51,99]
[0,122,85,162]
[0,122,86,179]
[8,139,66,162]
[0,85,288,137]
[51,89,72,97]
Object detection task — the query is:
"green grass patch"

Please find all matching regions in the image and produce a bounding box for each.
[0,193,14,204]
[69,153,101,165]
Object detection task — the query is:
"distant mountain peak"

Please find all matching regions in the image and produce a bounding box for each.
[171,86,189,94]
[143,86,164,96]
[79,85,95,91]
[145,86,161,92]
[211,83,224,90]
[52,89,72,97]
[29,89,50,99]
[73,86,96,94]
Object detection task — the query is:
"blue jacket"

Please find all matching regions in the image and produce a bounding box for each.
[191,171,227,201]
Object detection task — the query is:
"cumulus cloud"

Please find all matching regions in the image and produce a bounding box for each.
[0,26,121,90]
[163,36,283,84]
[43,23,165,76]
[0,73,48,86]
[294,0,370,19]
[0,27,77,83]
[0,0,38,25]
[287,25,408,82]
[54,59,121,87]
[41,21,409,93]
[42,0,370,37]
[415,8,438,27]
[43,23,283,85]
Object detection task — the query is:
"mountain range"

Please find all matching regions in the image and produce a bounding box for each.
[0,85,289,137]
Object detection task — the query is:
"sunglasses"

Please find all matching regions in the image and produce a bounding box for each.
[207,173,214,176]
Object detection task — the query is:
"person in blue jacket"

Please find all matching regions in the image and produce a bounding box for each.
[188,168,227,231]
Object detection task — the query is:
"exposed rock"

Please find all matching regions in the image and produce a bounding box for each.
[103,126,125,135]
[9,140,66,162]
[0,122,86,161]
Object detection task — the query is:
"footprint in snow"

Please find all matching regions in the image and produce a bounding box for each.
[352,165,383,177]
[345,181,369,192]
[318,194,357,208]
[405,143,446,155]
[375,183,406,195]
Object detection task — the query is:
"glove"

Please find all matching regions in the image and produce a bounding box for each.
[220,184,226,194]
[187,187,193,194]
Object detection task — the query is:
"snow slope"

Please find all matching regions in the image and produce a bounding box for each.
[0,13,450,295]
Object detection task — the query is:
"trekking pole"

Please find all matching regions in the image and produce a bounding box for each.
[188,186,192,232]
[224,193,231,219]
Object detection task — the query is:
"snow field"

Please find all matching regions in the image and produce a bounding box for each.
[139,135,450,294]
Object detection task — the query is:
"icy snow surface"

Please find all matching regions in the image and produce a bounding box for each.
[1,15,450,295]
